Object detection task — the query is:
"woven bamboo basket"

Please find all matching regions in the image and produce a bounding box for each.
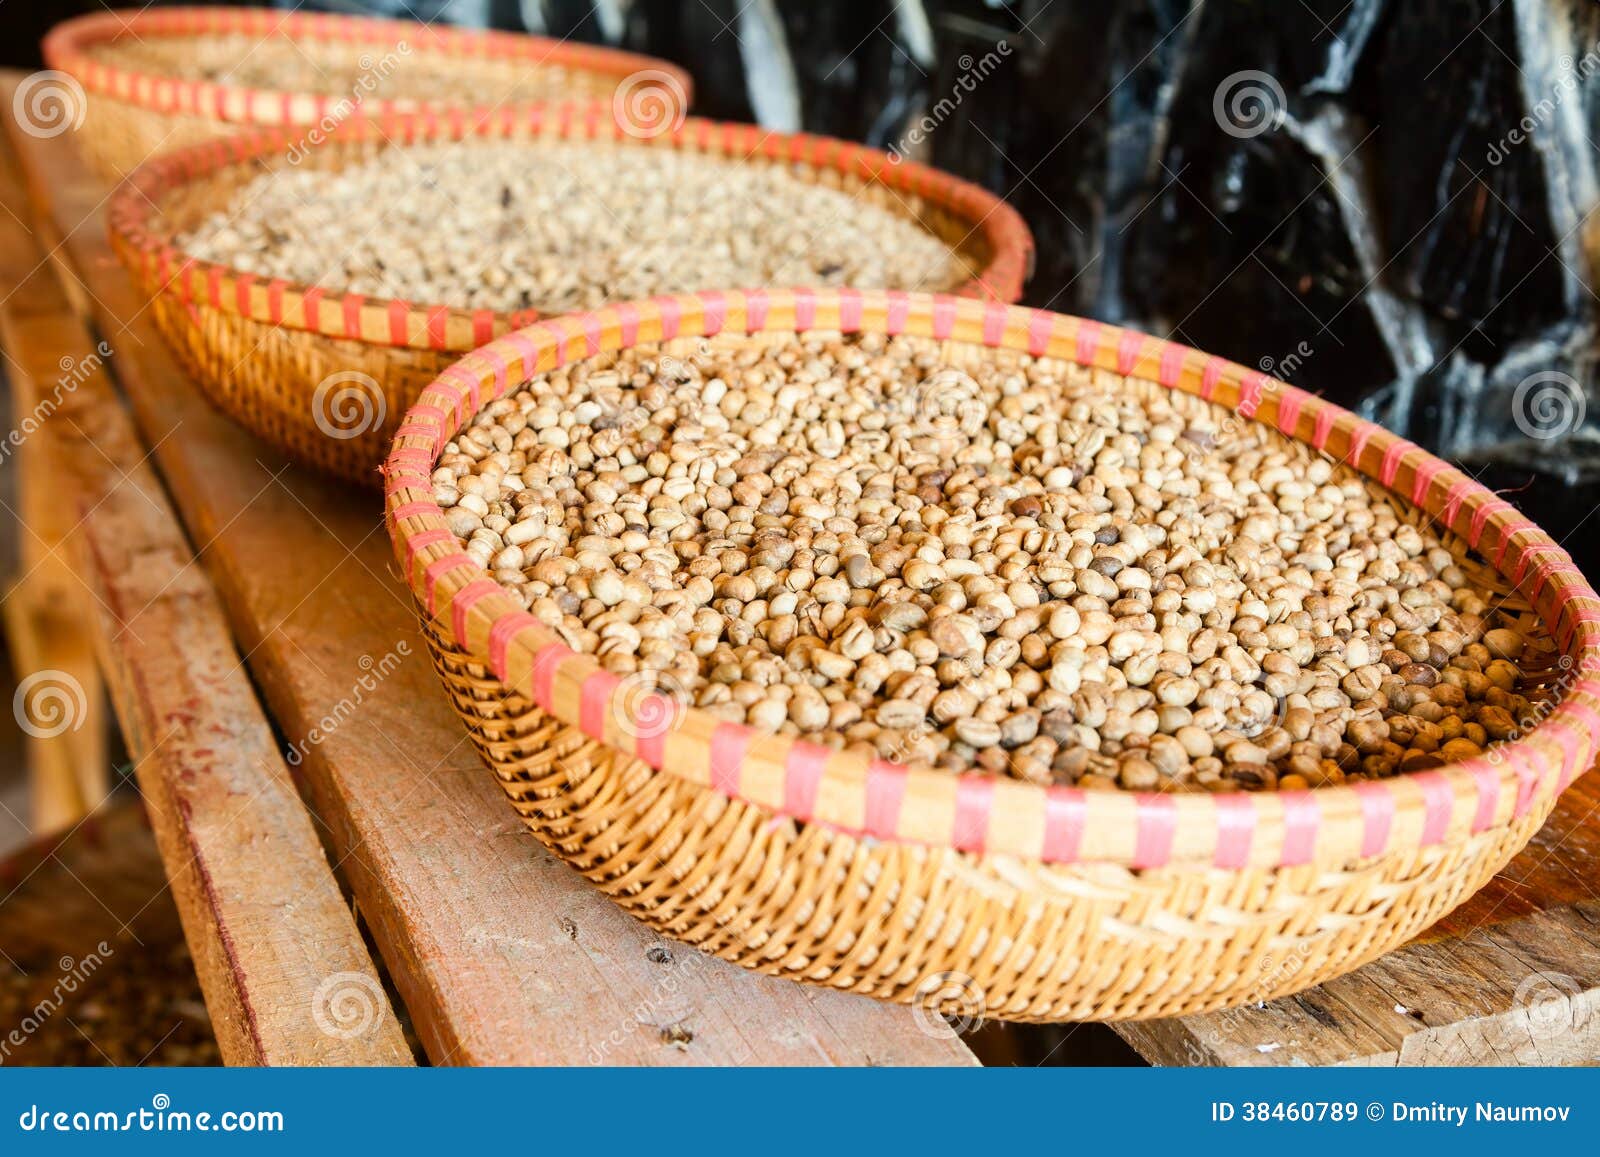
[384,288,1600,1023]
[108,118,1033,487]
[41,5,692,179]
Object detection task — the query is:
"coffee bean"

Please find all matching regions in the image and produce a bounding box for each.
[438,331,1554,792]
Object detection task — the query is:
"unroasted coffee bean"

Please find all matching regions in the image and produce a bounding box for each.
[90,32,616,103]
[177,142,975,316]
[438,330,1559,791]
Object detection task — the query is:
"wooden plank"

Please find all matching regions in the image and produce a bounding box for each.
[6,79,973,1067]
[0,595,104,829]
[0,118,412,1067]
[1,218,108,829]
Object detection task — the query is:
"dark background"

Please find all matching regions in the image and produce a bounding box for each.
[7,0,1600,566]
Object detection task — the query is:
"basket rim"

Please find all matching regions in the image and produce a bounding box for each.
[383,288,1600,871]
[105,113,1033,351]
[42,6,694,129]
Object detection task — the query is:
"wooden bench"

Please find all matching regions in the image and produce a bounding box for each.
[0,70,1594,1067]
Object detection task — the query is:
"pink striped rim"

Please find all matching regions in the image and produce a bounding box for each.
[1212,794,1256,869]
[783,743,828,820]
[1041,789,1087,862]
[385,290,1599,870]
[1278,792,1320,866]
[106,115,1033,356]
[43,7,693,127]
[1131,794,1179,868]
[863,760,910,838]
[1274,386,1305,435]
[579,670,619,741]
[530,643,570,712]
[952,776,995,852]
[709,723,750,798]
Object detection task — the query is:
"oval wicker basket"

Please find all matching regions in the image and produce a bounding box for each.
[385,288,1600,1023]
[42,5,692,179]
[108,118,1033,487]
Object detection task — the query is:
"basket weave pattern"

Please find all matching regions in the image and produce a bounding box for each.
[110,117,1033,485]
[386,295,1600,1021]
[44,6,692,179]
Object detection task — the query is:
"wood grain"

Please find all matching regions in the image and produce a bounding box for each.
[3,77,973,1067]
[0,171,108,831]
[0,116,411,1066]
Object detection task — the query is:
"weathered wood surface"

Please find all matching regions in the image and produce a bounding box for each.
[0,193,107,831]
[0,116,411,1066]
[3,76,973,1067]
